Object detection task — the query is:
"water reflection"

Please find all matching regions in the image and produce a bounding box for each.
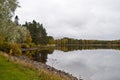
[22,47,54,63]
[47,49,120,80]
[56,45,120,52]
[22,46,120,80]
[22,46,120,63]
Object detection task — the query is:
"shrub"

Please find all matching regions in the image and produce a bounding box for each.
[29,43,36,48]
[0,42,22,56]
[0,42,9,52]
[21,43,36,48]
[9,43,22,56]
[21,43,30,48]
[0,35,5,44]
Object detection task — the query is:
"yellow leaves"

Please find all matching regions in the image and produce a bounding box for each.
[9,49,12,55]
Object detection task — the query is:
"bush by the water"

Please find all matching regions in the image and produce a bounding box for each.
[21,43,36,48]
[0,42,22,56]
[21,43,30,48]
[29,43,36,48]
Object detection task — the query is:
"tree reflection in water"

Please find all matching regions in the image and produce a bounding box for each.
[22,45,120,64]
[22,47,54,64]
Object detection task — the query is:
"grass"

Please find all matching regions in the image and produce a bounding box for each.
[0,53,65,80]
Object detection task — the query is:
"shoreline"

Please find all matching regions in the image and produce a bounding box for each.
[0,51,79,80]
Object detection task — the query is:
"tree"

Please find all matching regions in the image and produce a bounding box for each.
[23,20,48,44]
[16,26,30,43]
[25,31,32,44]
[14,15,19,25]
[0,0,19,43]
[48,36,55,44]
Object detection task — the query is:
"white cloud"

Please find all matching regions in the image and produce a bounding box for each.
[16,0,120,40]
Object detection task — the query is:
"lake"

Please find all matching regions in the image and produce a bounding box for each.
[24,47,120,80]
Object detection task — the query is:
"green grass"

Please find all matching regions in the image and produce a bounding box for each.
[0,54,64,80]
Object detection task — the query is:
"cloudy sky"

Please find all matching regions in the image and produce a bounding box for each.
[15,0,120,40]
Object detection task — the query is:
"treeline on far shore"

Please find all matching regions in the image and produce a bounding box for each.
[55,37,120,46]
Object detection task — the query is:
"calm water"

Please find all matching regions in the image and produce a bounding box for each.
[24,48,120,80]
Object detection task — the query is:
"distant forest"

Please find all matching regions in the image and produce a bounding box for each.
[55,37,120,46]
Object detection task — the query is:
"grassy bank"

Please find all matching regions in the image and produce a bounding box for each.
[0,52,64,80]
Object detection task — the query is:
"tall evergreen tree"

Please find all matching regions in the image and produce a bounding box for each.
[23,20,48,44]
[14,15,19,25]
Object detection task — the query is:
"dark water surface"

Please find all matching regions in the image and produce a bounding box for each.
[23,47,120,80]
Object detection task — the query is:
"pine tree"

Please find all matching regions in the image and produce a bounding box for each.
[23,20,48,44]
[14,15,19,25]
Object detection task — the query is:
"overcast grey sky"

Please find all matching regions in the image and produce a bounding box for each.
[15,0,120,40]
